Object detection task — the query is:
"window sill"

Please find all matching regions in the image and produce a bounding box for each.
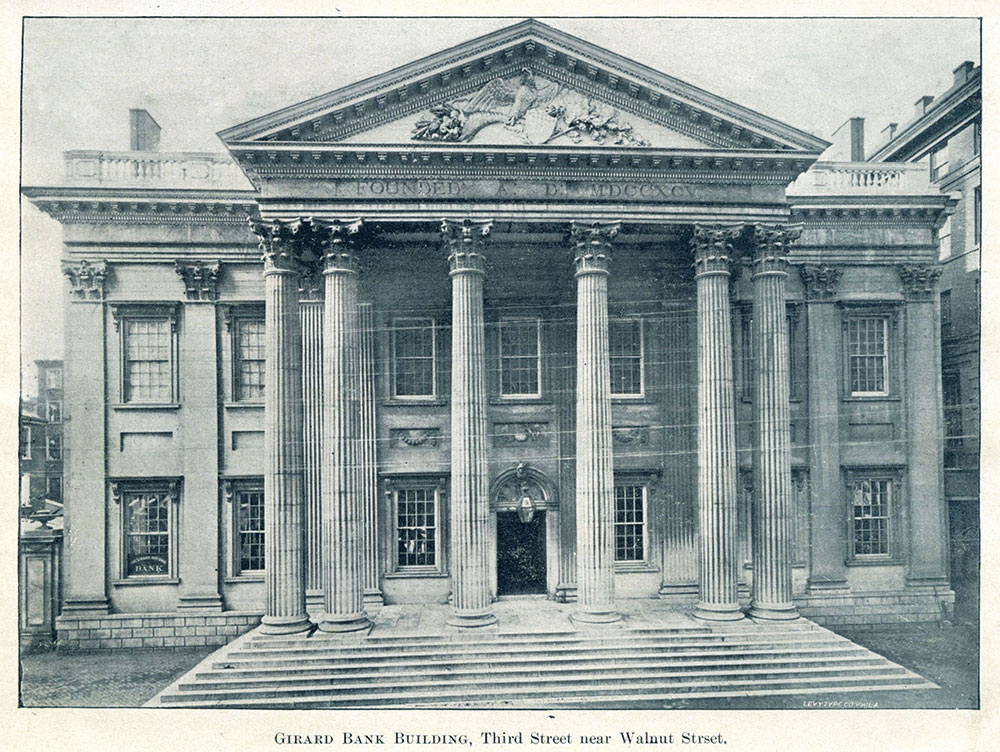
[842,396,901,403]
[382,399,447,408]
[112,577,180,587]
[223,402,264,410]
[383,570,449,580]
[112,403,181,411]
[611,396,656,405]
[614,563,659,574]
[224,575,264,584]
[845,557,903,567]
[489,397,554,407]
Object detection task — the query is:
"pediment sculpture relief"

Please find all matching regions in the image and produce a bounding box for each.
[412,68,649,147]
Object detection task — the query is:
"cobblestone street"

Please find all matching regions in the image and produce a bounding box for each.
[19,647,214,707]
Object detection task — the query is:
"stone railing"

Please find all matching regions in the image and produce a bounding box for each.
[64,150,251,189]
[788,161,934,196]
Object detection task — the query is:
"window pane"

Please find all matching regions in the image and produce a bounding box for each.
[610,319,642,395]
[125,319,172,402]
[500,321,539,395]
[393,319,435,397]
[238,488,266,572]
[397,488,436,567]
[848,317,887,394]
[852,478,891,556]
[614,485,645,562]
[125,491,170,576]
[235,319,266,401]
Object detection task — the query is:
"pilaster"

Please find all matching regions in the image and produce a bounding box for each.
[691,224,744,621]
[748,224,801,620]
[443,218,497,628]
[571,220,622,624]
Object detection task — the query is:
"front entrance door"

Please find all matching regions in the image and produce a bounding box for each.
[496,510,546,595]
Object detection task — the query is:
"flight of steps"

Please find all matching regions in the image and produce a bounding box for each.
[150,621,936,708]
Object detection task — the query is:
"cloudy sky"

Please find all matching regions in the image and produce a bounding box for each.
[19,16,980,390]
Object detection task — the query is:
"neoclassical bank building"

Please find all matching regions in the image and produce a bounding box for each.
[28,21,957,654]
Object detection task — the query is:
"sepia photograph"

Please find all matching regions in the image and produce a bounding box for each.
[15,9,981,729]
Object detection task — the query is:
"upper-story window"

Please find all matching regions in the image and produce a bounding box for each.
[234,318,266,402]
[609,319,644,397]
[20,425,31,460]
[46,475,62,501]
[974,186,982,247]
[47,400,62,424]
[938,217,952,260]
[115,305,178,404]
[929,142,950,182]
[46,430,62,460]
[846,316,889,396]
[391,318,436,399]
[499,319,541,397]
[45,368,62,390]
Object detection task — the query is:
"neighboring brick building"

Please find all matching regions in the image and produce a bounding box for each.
[867,61,981,616]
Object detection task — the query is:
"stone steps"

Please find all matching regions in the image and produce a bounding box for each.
[151,622,936,709]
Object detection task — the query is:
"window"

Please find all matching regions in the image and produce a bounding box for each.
[45,431,61,460]
[614,484,646,563]
[973,120,981,156]
[499,319,540,397]
[45,368,62,390]
[974,186,981,247]
[20,425,31,460]
[943,372,964,451]
[609,319,643,396]
[396,486,438,569]
[46,475,62,501]
[940,290,952,338]
[118,482,178,578]
[236,483,265,574]
[929,142,949,182]
[115,305,178,404]
[47,400,62,424]
[847,317,889,396]
[850,477,893,558]
[938,217,952,260]
[392,318,436,398]
[234,318,265,402]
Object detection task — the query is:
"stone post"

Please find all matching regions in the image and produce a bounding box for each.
[692,224,744,621]
[316,218,371,633]
[799,264,849,593]
[252,219,312,635]
[749,224,801,620]
[571,220,622,624]
[443,218,497,628]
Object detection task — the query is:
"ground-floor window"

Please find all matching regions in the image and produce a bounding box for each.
[846,472,900,560]
[614,483,646,563]
[236,483,265,574]
[114,479,179,580]
[395,486,439,569]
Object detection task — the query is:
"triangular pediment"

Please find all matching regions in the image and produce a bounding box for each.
[219,20,829,154]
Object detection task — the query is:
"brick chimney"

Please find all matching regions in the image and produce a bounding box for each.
[914,95,935,117]
[848,117,865,161]
[129,109,161,151]
[953,61,975,86]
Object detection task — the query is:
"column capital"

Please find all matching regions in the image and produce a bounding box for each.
[175,260,220,302]
[62,259,108,301]
[299,269,325,302]
[442,218,491,274]
[312,218,363,274]
[571,220,620,276]
[692,223,742,277]
[250,217,309,276]
[897,263,942,300]
[798,264,842,301]
[751,223,801,277]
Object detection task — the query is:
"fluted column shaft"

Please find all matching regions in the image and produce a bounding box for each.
[749,224,801,620]
[253,219,311,635]
[299,294,324,603]
[693,224,744,621]
[317,219,370,633]
[572,221,621,624]
[358,302,381,602]
[444,219,497,628]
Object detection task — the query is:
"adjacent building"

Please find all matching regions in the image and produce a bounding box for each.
[24,21,959,650]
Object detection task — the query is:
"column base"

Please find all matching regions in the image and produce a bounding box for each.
[447,608,498,628]
[363,589,385,606]
[316,611,372,633]
[177,593,224,611]
[748,601,800,621]
[571,606,622,625]
[61,596,110,616]
[693,601,745,622]
[258,614,314,636]
[807,577,849,594]
[904,577,951,589]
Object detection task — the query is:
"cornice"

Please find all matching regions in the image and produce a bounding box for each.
[23,188,260,225]
[218,19,828,153]
[789,195,957,227]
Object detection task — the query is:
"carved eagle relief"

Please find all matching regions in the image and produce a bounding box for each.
[412,68,649,146]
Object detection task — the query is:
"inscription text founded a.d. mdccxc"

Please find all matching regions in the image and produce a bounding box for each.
[333,179,706,201]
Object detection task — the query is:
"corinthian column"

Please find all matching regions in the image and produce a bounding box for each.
[443,218,497,628]
[315,218,371,633]
[692,224,744,622]
[749,224,801,620]
[251,218,312,635]
[571,220,621,624]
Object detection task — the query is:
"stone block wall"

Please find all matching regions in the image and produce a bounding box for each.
[54,611,261,652]
[794,590,955,626]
